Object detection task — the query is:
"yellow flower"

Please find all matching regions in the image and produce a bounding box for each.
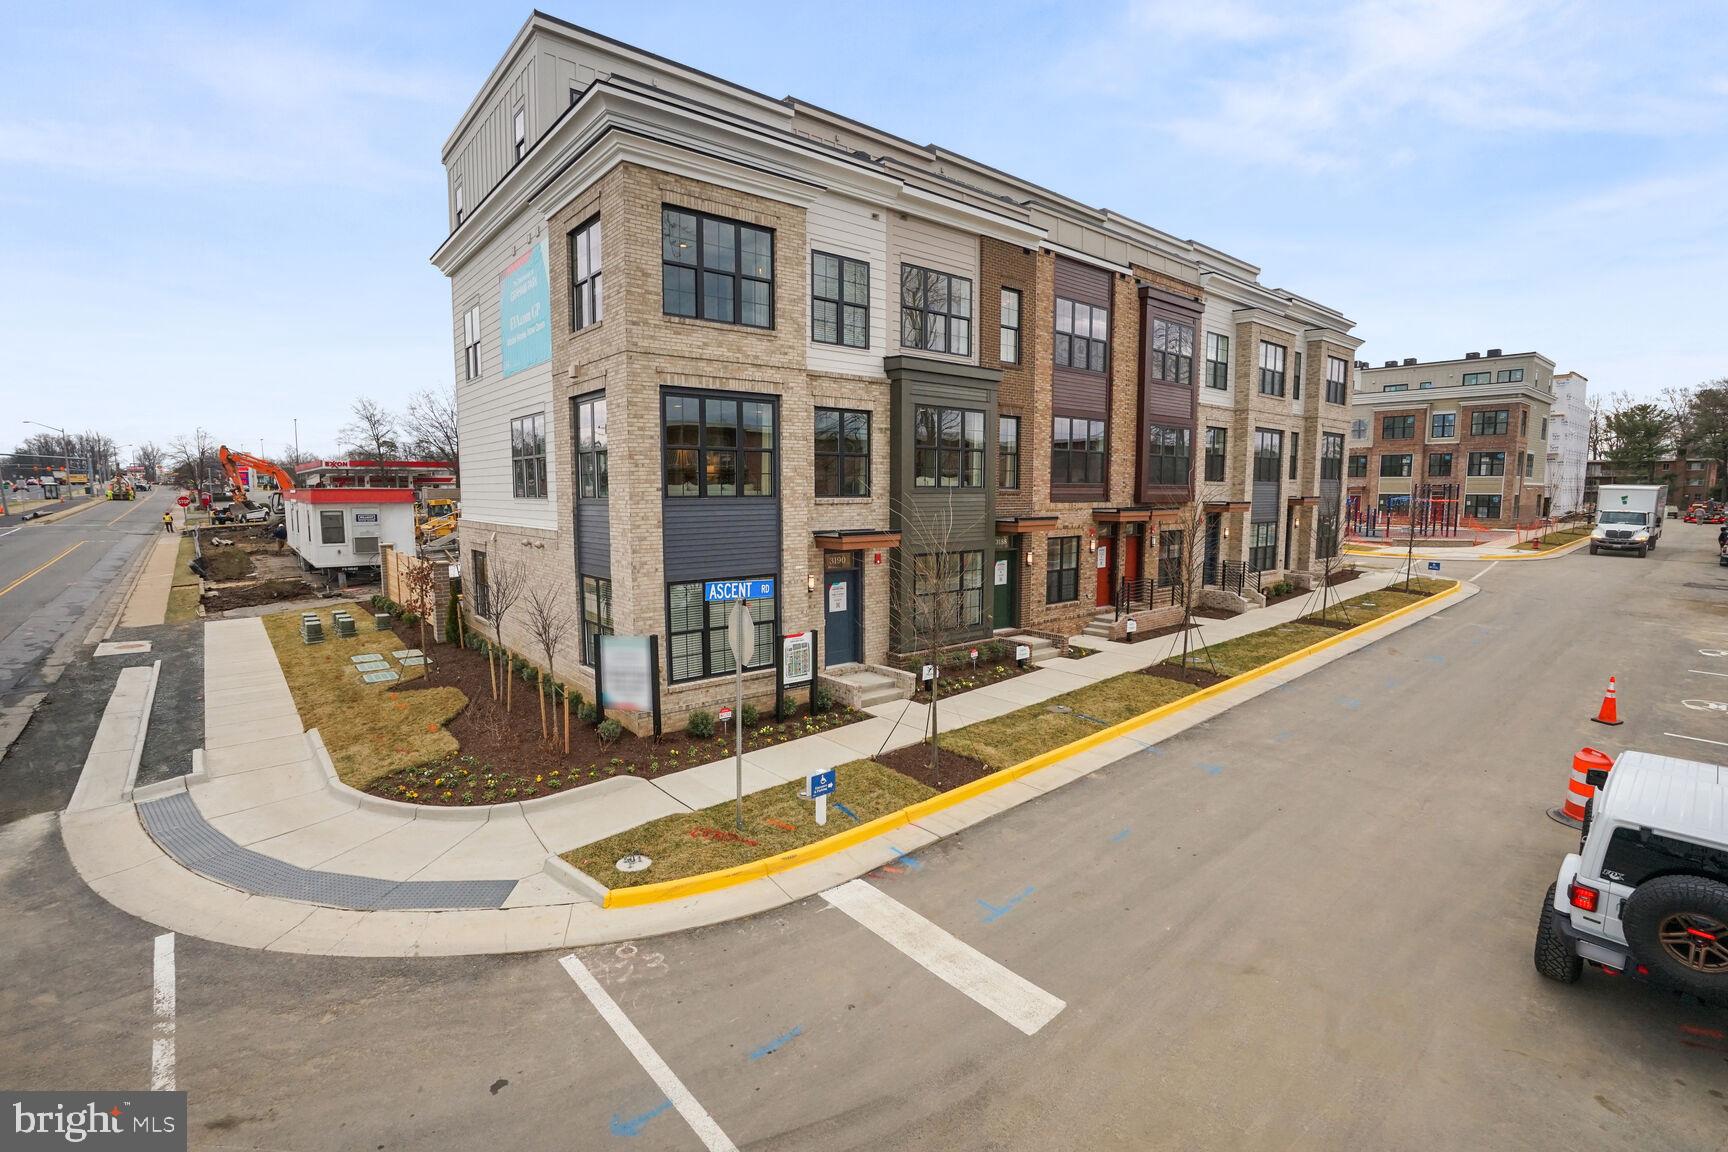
[535,775,543,783]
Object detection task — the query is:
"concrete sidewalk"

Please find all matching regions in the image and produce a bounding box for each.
[61,575,1470,956]
[116,532,181,629]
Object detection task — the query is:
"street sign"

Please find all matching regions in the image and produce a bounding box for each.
[177,495,190,507]
[808,767,836,826]
[1426,561,1442,572]
[782,631,813,686]
[704,578,775,603]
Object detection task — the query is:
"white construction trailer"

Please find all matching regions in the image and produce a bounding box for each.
[284,487,417,573]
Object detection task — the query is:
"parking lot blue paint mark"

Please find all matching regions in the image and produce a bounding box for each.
[978,886,1034,923]
[748,1025,803,1061]
[609,1099,671,1137]
[833,801,860,822]
[1199,762,1224,776]
[1384,677,1402,690]
[1272,730,1293,744]
[1425,653,1446,665]
[1340,697,1361,711]
[1108,827,1131,843]
[886,844,923,870]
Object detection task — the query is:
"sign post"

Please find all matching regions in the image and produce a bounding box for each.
[707,578,772,831]
[807,767,836,827]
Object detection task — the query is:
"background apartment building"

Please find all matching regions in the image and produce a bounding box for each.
[1350,350,1559,528]
[1547,371,1589,514]
[1587,456,1719,507]
[433,12,1360,730]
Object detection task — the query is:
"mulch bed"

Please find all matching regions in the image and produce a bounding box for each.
[1141,662,1229,688]
[876,742,996,792]
[368,622,866,806]
[1325,568,1363,587]
[1262,587,1304,606]
[203,578,318,612]
[908,650,1032,702]
[1194,607,1235,620]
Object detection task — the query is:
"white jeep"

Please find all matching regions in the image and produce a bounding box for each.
[1535,750,1728,1002]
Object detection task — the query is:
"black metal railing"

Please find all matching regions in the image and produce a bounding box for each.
[1220,561,1246,596]
[1115,577,1151,619]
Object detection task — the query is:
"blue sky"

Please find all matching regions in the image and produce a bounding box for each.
[4,0,1725,461]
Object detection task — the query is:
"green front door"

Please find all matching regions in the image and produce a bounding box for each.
[992,547,1017,629]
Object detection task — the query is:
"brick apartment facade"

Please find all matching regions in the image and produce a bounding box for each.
[433,12,1362,732]
[1587,457,1721,508]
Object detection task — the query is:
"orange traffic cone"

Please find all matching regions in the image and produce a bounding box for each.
[1590,676,1623,726]
[1550,747,1613,828]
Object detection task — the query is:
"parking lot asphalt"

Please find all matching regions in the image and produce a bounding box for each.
[2,517,1726,1151]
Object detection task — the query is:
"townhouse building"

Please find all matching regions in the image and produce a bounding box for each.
[433,12,1361,731]
[1350,350,1559,528]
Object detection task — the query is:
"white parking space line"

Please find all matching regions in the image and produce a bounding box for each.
[150,933,175,1092]
[1467,561,1499,582]
[1690,669,1728,678]
[1664,732,1728,749]
[821,879,1065,1037]
[558,954,738,1152]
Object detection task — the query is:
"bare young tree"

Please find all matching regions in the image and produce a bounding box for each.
[521,582,574,744]
[403,385,460,477]
[1169,483,1225,672]
[400,552,440,675]
[167,428,217,491]
[135,441,164,483]
[484,554,527,713]
[275,442,318,481]
[339,397,401,462]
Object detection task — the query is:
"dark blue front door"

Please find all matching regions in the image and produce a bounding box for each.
[824,568,859,666]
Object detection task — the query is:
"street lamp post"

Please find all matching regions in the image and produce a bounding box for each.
[22,420,70,502]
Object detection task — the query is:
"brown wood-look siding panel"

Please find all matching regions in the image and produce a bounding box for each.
[1143,381,1192,421]
[1053,257,1111,307]
[1052,369,1108,417]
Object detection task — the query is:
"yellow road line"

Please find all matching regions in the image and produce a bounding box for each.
[106,500,147,526]
[0,541,85,599]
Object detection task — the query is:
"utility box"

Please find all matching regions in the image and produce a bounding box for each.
[283,488,417,573]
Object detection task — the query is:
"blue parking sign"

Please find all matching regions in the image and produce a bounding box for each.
[1426,561,1442,572]
[808,768,836,797]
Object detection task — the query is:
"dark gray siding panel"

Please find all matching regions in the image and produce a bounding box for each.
[1319,478,1341,507]
[1252,480,1281,523]
[575,501,610,577]
[662,500,780,584]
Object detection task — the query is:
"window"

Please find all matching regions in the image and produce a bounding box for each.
[319,509,345,545]
[667,580,776,682]
[1325,356,1348,404]
[1145,426,1191,487]
[1526,452,1535,478]
[1380,454,1413,477]
[1496,368,1524,383]
[1382,415,1415,440]
[513,107,526,163]
[1431,412,1456,438]
[913,551,984,629]
[997,416,1020,490]
[1348,454,1368,478]
[1258,342,1286,397]
[1158,530,1184,586]
[662,393,776,497]
[454,181,465,226]
[1520,410,1528,435]
[913,405,985,488]
[1428,452,1453,477]
[1540,417,1548,440]
[576,394,607,500]
[469,550,490,618]
[1052,417,1106,486]
[1204,426,1227,482]
[569,85,580,107]
[662,207,774,328]
[462,305,481,380]
[1469,409,1510,436]
[569,216,604,331]
[1206,333,1230,389]
[812,252,868,348]
[1383,383,1408,393]
[1253,428,1283,482]
[510,413,546,499]
[1289,431,1301,481]
[1462,371,1491,386]
[1148,317,1193,384]
[581,575,612,667]
[1602,826,1728,890]
[1055,297,1109,372]
[1468,451,1506,477]
[1320,432,1344,480]
[900,265,972,355]
[1292,350,1303,400]
[1464,494,1502,519]
[1418,380,1434,390]
[1249,521,1277,572]
[814,408,870,497]
[1046,536,1080,603]
[999,288,1021,364]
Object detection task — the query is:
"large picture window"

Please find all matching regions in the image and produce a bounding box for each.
[912,551,984,629]
[1205,426,1227,482]
[576,395,608,500]
[510,413,546,499]
[1145,425,1191,486]
[1148,317,1194,384]
[812,252,869,348]
[997,416,1020,490]
[1382,415,1415,439]
[1470,409,1510,436]
[667,580,776,682]
[1464,494,1502,519]
[1052,417,1106,487]
[1258,341,1286,397]
[1253,428,1283,482]
[1469,451,1506,476]
[814,407,870,497]
[581,575,612,667]
[912,405,984,488]
[1055,298,1108,372]
[1380,454,1413,477]
[1046,536,1080,603]
[1325,356,1348,404]
[1206,333,1230,390]
[1249,522,1277,572]
[569,216,604,331]
[662,207,774,328]
[662,393,776,498]
[900,265,972,355]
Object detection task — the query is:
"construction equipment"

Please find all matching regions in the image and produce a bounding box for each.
[416,495,460,543]
[217,446,296,514]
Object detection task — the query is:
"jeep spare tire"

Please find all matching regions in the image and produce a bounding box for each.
[1622,875,1728,1000]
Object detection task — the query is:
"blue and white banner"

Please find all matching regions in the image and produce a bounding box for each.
[499,241,552,378]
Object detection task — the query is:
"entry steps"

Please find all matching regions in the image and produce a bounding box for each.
[1006,633,1061,662]
[1080,611,1115,640]
[827,667,911,709]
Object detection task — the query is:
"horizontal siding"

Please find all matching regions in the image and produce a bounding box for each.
[452,222,558,532]
[1144,381,1192,422]
[662,499,779,583]
[888,214,979,365]
[1251,480,1280,523]
[1053,257,1110,307]
[1052,370,1107,417]
[806,191,889,378]
[576,500,610,576]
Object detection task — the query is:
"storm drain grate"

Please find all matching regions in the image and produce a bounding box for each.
[137,792,517,911]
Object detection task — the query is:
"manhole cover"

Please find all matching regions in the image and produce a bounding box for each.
[615,854,652,873]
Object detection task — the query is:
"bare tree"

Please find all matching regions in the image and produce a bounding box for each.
[400,552,440,675]
[1661,384,1699,457]
[135,441,164,483]
[275,443,318,481]
[403,385,459,477]
[521,583,574,745]
[339,397,401,462]
[1168,483,1225,671]
[484,555,527,713]
[167,428,217,491]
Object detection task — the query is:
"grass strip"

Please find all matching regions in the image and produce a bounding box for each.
[563,759,935,889]
[164,533,202,623]
[261,604,467,790]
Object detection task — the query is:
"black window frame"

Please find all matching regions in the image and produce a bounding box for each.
[1325,355,1348,404]
[1288,431,1301,481]
[912,550,985,630]
[1145,425,1191,487]
[575,393,608,500]
[1253,428,1283,482]
[666,579,777,684]
[999,288,1021,365]
[1206,332,1230,390]
[580,574,612,668]
[1148,316,1194,385]
[900,264,972,356]
[811,251,869,349]
[1348,453,1368,478]
[1051,416,1106,487]
[1204,426,1227,482]
[1463,494,1503,519]
[1320,432,1344,481]
[1495,367,1525,383]
[662,391,778,499]
[469,549,490,619]
[1054,296,1109,373]
[1249,521,1278,573]
[462,305,481,380]
[1382,415,1415,440]
[814,407,871,498]
[510,412,547,500]
[661,206,775,329]
[1431,412,1457,438]
[1292,350,1303,401]
[913,404,985,489]
[1427,451,1454,477]
[1379,453,1413,478]
[997,415,1020,490]
[1046,536,1080,604]
[1462,371,1491,386]
[1258,341,1287,397]
[569,215,604,332]
[1469,409,1510,437]
[1467,451,1506,477]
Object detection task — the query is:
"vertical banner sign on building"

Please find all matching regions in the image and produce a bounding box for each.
[597,635,653,713]
[499,240,552,377]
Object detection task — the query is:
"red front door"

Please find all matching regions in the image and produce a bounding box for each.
[1122,533,1141,588]
[1095,540,1113,606]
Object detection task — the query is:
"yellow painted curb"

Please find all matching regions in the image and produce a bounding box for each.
[600,581,1461,908]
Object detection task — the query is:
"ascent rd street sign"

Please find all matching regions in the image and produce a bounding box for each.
[704,578,774,603]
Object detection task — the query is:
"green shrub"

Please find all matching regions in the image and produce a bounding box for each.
[687,710,716,738]
[445,596,461,645]
[597,719,622,745]
[777,696,798,720]
[578,701,598,723]
[740,702,759,728]
[813,684,834,713]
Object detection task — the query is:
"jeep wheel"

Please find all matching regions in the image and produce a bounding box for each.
[1534,883,1583,984]
[1623,875,1728,1000]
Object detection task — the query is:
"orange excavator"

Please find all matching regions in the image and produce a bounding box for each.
[217,446,296,516]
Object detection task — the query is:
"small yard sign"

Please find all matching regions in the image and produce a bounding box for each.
[808,767,836,826]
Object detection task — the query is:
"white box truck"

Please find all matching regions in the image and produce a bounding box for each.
[1590,484,1666,557]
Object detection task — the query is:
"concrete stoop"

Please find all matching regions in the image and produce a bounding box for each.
[1080,612,1114,640]
[820,663,914,709]
[1007,633,1061,662]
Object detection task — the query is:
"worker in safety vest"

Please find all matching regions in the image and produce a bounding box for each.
[162,510,174,533]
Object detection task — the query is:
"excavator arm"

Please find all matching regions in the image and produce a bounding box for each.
[217,447,298,497]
